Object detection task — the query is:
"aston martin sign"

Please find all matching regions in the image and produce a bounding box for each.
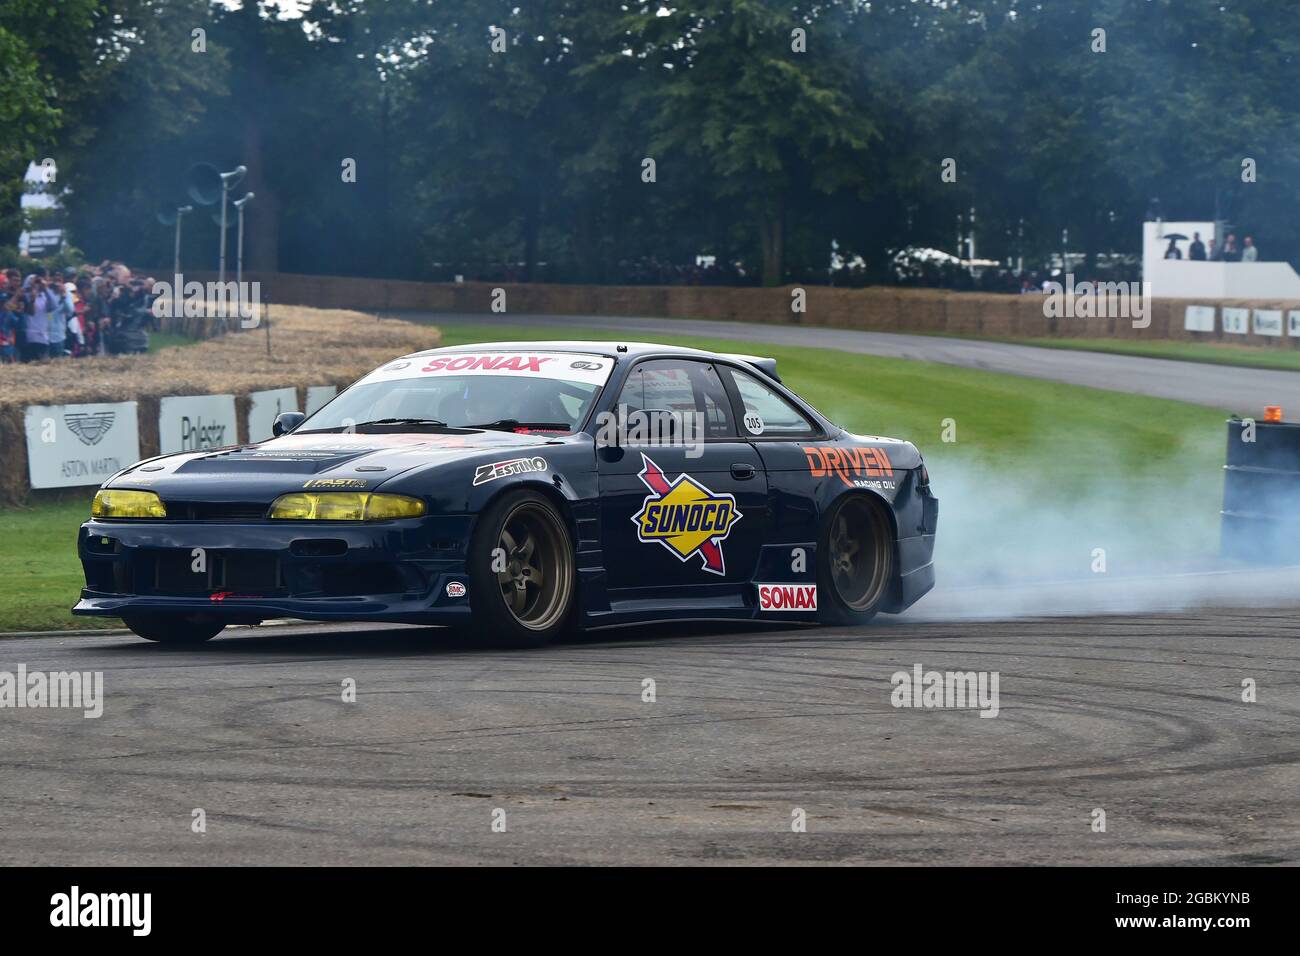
[25,402,140,489]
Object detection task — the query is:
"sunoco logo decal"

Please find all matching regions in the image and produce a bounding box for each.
[472,456,548,486]
[632,453,741,576]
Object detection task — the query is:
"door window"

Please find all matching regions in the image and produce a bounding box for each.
[615,360,735,441]
[725,367,817,437]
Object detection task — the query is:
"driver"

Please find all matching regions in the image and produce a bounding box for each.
[438,378,571,429]
[439,380,506,425]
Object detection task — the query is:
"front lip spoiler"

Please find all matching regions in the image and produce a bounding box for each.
[73,586,472,624]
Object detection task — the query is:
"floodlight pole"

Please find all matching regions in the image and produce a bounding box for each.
[217,165,248,287]
[173,205,193,280]
[234,193,255,286]
[219,182,229,285]
[967,206,977,275]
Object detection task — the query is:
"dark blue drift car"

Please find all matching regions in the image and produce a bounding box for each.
[74,342,937,647]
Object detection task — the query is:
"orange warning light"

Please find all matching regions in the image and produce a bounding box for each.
[1264,405,1283,423]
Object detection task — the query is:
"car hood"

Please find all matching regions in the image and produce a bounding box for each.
[108,429,564,502]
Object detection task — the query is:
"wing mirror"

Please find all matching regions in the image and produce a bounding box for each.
[272,412,306,436]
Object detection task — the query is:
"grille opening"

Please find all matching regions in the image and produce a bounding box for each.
[84,562,119,593]
[291,539,348,557]
[154,552,210,593]
[150,549,284,595]
[170,502,270,521]
[219,553,283,593]
[320,562,407,596]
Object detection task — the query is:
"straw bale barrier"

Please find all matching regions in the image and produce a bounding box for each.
[159,270,1300,349]
[0,305,441,505]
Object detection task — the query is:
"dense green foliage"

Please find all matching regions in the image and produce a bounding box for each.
[6,0,1299,286]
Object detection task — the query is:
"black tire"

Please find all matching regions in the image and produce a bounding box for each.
[467,489,577,648]
[817,494,895,626]
[121,612,225,644]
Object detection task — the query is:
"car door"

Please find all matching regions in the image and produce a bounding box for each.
[598,358,768,596]
[717,364,829,550]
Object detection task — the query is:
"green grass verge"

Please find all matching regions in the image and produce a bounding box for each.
[0,499,117,632]
[439,322,1226,483]
[0,322,1229,632]
[148,331,199,352]
[966,334,1300,373]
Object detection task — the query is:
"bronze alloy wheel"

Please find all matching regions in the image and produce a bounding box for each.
[827,496,892,612]
[495,500,573,631]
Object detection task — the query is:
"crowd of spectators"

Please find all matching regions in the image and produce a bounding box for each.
[423,252,1150,292]
[427,257,756,286]
[1167,231,1260,262]
[612,257,752,286]
[0,261,158,364]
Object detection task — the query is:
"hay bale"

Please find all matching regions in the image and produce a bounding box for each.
[0,305,441,505]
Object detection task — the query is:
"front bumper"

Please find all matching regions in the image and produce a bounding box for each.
[73,516,474,624]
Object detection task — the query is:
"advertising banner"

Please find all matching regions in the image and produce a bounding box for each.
[248,388,300,443]
[159,394,238,454]
[1183,305,1215,332]
[1222,308,1249,335]
[25,402,140,489]
[305,385,338,415]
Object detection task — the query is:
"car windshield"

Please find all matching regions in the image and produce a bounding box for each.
[298,350,614,433]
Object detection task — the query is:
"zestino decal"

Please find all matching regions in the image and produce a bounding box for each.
[803,445,894,488]
[472,456,548,486]
[631,453,741,576]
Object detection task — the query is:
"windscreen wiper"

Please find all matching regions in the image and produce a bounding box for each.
[468,419,571,432]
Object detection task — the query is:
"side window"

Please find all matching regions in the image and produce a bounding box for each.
[725,368,817,437]
[616,360,735,442]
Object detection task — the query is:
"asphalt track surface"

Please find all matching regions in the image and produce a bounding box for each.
[391,310,1300,414]
[2,606,1297,865]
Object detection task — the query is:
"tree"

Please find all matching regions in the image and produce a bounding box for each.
[58,0,227,268]
[596,1,876,286]
[0,0,100,245]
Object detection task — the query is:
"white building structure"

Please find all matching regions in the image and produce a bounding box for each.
[1143,220,1300,299]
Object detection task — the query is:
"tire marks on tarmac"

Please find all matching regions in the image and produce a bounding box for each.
[0,608,1296,864]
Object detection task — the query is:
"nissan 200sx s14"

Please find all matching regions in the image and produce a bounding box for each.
[74,342,938,647]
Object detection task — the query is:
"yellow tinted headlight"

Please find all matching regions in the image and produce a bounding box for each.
[315,493,367,520]
[268,493,317,519]
[363,494,426,520]
[91,489,167,519]
[268,492,425,520]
